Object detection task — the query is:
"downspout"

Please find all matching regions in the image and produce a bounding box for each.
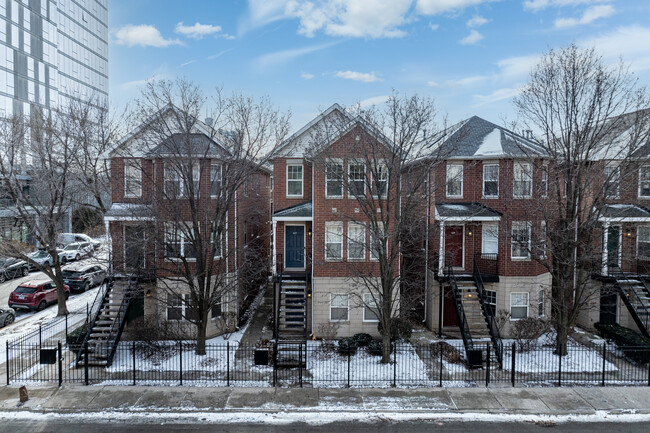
[311,159,315,337]
[234,189,238,326]
[423,169,430,324]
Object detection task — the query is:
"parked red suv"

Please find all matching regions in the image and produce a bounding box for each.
[8,280,70,311]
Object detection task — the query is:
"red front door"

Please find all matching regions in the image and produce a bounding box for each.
[445,225,464,268]
[443,286,459,327]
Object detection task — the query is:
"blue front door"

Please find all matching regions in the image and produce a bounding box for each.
[286,226,305,269]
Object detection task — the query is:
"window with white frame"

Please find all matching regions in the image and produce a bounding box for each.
[287,164,303,197]
[604,164,620,199]
[538,289,545,318]
[541,164,548,197]
[446,164,463,197]
[165,223,198,259]
[482,223,498,255]
[485,289,497,316]
[348,162,365,197]
[511,221,531,259]
[539,221,547,258]
[640,166,650,198]
[510,292,529,319]
[638,227,650,257]
[211,296,223,318]
[483,164,499,198]
[210,163,222,197]
[166,294,198,321]
[124,159,142,197]
[164,164,182,198]
[513,162,532,198]
[330,294,349,321]
[325,221,343,260]
[210,224,222,258]
[348,223,365,260]
[373,163,388,197]
[190,163,200,197]
[363,293,380,322]
[326,161,343,198]
[370,222,385,261]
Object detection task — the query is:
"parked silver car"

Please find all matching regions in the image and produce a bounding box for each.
[0,257,29,283]
[62,263,107,292]
[57,233,101,251]
[27,250,53,269]
[58,242,93,262]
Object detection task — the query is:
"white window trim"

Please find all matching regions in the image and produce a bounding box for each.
[211,229,223,259]
[511,221,531,260]
[541,164,548,198]
[540,221,547,259]
[639,166,650,198]
[286,163,304,198]
[538,289,545,318]
[348,161,366,199]
[637,226,650,258]
[371,161,389,199]
[510,292,529,320]
[325,221,343,261]
[446,163,463,198]
[211,295,223,320]
[513,162,533,199]
[482,163,499,198]
[165,223,198,262]
[325,159,344,198]
[210,163,222,198]
[369,222,385,262]
[347,223,366,261]
[124,159,142,198]
[604,164,620,199]
[330,293,349,322]
[166,293,194,321]
[363,293,380,322]
[481,222,498,255]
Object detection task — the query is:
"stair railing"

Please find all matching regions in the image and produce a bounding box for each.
[104,280,139,366]
[610,263,650,338]
[75,278,112,366]
[446,263,474,356]
[636,258,650,297]
[473,254,503,367]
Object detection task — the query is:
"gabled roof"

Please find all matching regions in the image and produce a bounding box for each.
[598,204,650,222]
[421,116,547,160]
[272,201,313,220]
[145,133,228,158]
[104,203,154,221]
[435,202,502,222]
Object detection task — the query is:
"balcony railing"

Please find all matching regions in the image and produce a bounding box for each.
[474,253,498,279]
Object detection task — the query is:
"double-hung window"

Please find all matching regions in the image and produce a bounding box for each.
[164,164,182,198]
[124,159,142,197]
[541,164,548,197]
[640,166,650,198]
[325,161,343,198]
[287,164,303,197]
[370,222,385,261]
[330,294,349,321]
[483,164,499,198]
[325,222,343,260]
[604,164,620,199]
[211,296,223,319]
[513,162,532,198]
[485,290,497,316]
[446,164,463,197]
[165,223,198,260]
[538,289,545,318]
[510,292,529,319]
[348,162,365,197]
[190,163,200,197]
[210,163,222,198]
[482,223,498,255]
[363,293,380,322]
[373,163,388,197]
[539,221,547,258]
[511,221,531,259]
[167,294,198,321]
[348,223,365,261]
[210,223,222,258]
[638,227,650,257]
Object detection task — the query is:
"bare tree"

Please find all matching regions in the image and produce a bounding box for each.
[514,44,650,354]
[120,79,289,355]
[308,93,438,362]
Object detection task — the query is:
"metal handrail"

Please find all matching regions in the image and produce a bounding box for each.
[74,281,112,366]
[473,254,503,366]
[610,264,650,338]
[446,263,474,354]
[105,282,139,366]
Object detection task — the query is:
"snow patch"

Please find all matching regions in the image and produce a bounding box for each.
[474,129,503,156]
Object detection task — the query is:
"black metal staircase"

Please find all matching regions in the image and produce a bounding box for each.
[609,264,650,338]
[274,254,308,367]
[446,264,475,362]
[473,254,503,367]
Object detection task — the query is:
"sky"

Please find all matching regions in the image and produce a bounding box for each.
[108,0,650,130]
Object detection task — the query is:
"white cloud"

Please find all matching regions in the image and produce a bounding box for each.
[580,25,650,72]
[285,0,412,38]
[358,95,390,108]
[472,87,521,107]
[459,29,484,45]
[175,22,232,39]
[427,80,440,87]
[179,59,197,68]
[257,42,339,68]
[429,23,439,31]
[301,72,315,79]
[335,70,383,82]
[554,4,614,29]
[207,49,233,60]
[239,0,290,35]
[115,25,182,48]
[496,54,540,80]
[416,0,500,15]
[447,75,487,87]
[467,15,489,27]
[524,0,609,12]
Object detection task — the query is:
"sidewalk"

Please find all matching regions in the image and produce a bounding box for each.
[2,384,650,418]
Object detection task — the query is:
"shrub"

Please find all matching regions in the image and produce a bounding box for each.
[66,323,89,353]
[595,322,650,363]
[72,206,103,234]
[430,341,463,364]
[511,318,549,352]
[352,333,373,347]
[366,339,394,356]
[378,318,413,341]
[337,338,358,356]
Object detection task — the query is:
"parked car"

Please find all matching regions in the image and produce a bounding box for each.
[61,264,107,292]
[57,233,101,251]
[0,308,15,327]
[0,257,29,283]
[58,242,93,262]
[27,250,54,270]
[8,280,70,311]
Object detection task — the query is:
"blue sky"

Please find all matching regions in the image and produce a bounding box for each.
[109,0,650,129]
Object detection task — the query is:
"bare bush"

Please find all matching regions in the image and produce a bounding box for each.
[512,318,550,352]
[431,341,463,364]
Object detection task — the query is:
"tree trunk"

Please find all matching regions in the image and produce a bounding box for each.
[53,269,68,316]
[195,319,207,356]
[381,331,391,364]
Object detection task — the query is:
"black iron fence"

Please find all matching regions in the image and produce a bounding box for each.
[6,339,650,388]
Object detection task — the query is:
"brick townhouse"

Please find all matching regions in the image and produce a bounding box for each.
[270,104,398,340]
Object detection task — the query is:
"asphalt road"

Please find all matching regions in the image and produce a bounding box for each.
[2,419,650,433]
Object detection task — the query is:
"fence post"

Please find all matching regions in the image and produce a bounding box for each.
[347,352,351,388]
[179,341,183,386]
[227,342,230,387]
[84,342,89,386]
[65,314,69,340]
[273,340,277,387]
[299,344,303,388]
[132,341,136,386]
[558,351,562,387]
[58,341,63,387]
[439,343,443,387]
[511,343,516,387]
[392,342,397,388]
[602,343,606,387]
[5,341,9,386]
[486,343,490,388]
[39,325,42,348]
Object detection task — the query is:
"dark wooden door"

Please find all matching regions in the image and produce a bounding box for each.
[443,286,459,327]
[599,288,618,325]
[285,226,305,269]
[445,225,464,268]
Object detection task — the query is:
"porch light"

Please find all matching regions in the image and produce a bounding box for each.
[145,288,152,297]
[626,230,632,237]
[308,228,312,236]
[468,230,473,236]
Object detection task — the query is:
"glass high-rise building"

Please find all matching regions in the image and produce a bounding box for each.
[0,0,108,117]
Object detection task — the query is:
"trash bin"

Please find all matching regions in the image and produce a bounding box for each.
[40,347,57,364]
[466,349,483,369]
[254,349,270,366]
